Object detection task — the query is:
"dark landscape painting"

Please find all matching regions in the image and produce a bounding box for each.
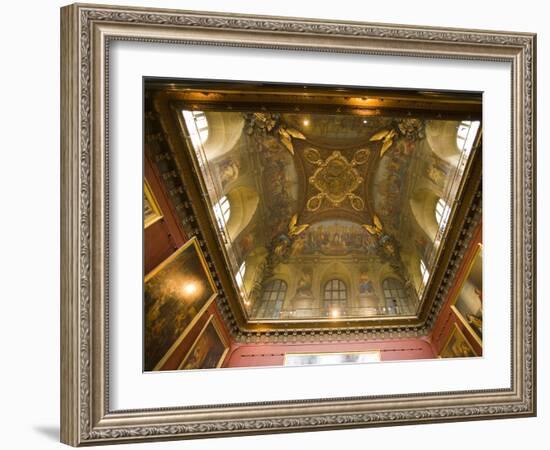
[144,238,217,371]
[178,316,229,370]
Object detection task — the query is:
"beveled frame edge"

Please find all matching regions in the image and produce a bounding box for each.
[60,2,536,446]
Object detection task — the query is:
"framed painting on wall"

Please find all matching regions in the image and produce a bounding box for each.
[60,3,536,446]
[143,179,163,228]
[144,236,218,371]
[451,243,483,343]
[439,323,478,358]
[178,315,230,370]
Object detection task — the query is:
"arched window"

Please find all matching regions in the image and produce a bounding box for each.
[323,279,348,317]
[382,278,410,314]
[435,198,451,229]
[456,120,480,155]
[182,110,209,149]
[213,195,230,230]
[235,261,246,290]
[420,260,430,286]
[253,279,287,318]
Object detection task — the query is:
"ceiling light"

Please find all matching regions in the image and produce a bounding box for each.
[303,119,310,126]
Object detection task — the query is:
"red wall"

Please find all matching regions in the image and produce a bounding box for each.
[145,148,234,370]
[144,150,187,274]
[225,337,435,368]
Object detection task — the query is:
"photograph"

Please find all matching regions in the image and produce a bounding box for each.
[144,79,482,371]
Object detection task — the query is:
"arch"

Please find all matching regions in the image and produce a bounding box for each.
[410,189,440,241]
[382,277,412,314]
[182,111,209,150]
[323,279,348,317]
[181,110,244,161]
[202,112,244,161]
[213,195,230,229]
[435,198,451,228]
[456,120,480,155]
[235,261,246,290]
[420,259,430,286]
[225,186,259,241]
[318,262,354,300]
[239,246,268,306]
[253,279,288,318]
[425,120,462,166]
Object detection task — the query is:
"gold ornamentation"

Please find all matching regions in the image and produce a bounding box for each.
[370,128,396,157]
[306,195,323,211]
[304,147,322,164]
[349,195,365,211]
[362,215,384,235]
[278,126,306,155]
[288,213,310,237]
[306,150,368,211]
[244,112,306,155]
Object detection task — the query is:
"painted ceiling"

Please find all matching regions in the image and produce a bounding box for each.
[181,108,480,324]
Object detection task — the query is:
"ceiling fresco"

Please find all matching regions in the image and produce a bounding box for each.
[180,106,480,324]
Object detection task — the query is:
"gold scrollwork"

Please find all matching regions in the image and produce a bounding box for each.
[307,151,364,210]
[352,148,370,165]
[349,194,365,211]
[306,195,323,211]
[304,147,322,165]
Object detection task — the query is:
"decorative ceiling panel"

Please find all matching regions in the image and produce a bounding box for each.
[146,80,482,338]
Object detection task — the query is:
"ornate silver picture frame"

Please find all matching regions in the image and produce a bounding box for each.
[60,3,536,446]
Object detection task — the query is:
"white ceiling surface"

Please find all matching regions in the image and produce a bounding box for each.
[0,0,546,449]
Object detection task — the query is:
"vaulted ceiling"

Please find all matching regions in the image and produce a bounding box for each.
[147,80,481,340]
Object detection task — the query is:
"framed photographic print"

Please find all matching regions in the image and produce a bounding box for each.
[60,3,536,446]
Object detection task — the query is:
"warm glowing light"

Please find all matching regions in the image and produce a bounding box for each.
[182,282,198,296]
[330,308,340,318]
[363,119,368,124]
[303,119,310,126]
